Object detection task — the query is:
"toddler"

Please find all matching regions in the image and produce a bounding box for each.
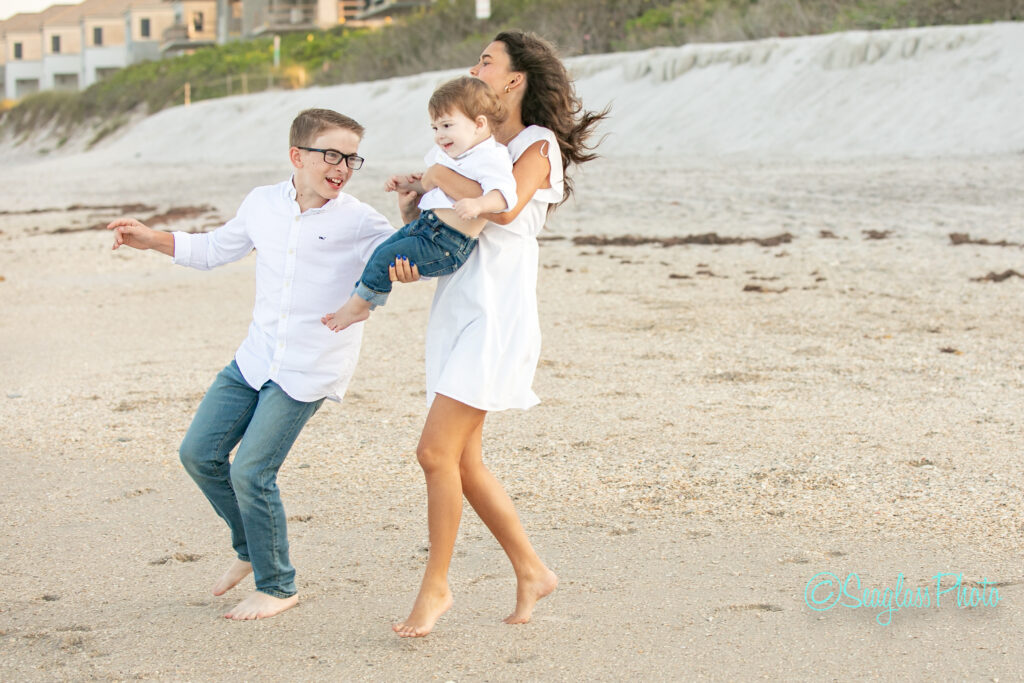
[322,76,516,332]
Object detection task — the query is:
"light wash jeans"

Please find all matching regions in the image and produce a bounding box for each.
[179,360,323,598]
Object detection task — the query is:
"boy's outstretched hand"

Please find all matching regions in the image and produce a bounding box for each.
[107,218,175,256]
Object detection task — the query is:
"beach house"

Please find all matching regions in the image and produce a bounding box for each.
[207,1,420,42]
[79,0,132,87]
[3,7,73,100]
[123,0,176,64]
[0,18,8,99]
[161,1,218,55]
[1,0,435,100]
[42,3,86,91]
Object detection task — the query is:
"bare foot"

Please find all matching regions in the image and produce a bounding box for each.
[392,586,453,638]
[224,591,298,620]
[212,559,252,596]
[504,568,558,624]
[321,295,371,332]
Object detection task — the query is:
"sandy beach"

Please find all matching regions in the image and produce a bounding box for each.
[2,23,1023,681]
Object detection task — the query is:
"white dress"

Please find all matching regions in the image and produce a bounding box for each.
[424,125,564,411]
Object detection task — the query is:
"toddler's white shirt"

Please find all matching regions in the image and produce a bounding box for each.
[419,136,517,213]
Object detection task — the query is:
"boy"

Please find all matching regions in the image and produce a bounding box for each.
[322,76,516,332]
[107,109,397,620]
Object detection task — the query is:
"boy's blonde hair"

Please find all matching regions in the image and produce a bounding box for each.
[428,76,507,128]
[290,109,365,147]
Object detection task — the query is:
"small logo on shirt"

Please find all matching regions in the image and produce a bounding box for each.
[318,235,326,240]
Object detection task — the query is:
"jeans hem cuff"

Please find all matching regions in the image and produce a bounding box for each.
[354,282,389,310]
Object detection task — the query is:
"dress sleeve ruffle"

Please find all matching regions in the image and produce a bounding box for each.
[493,126,564,237]
[509,125,564,205]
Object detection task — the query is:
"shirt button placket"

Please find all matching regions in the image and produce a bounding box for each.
[272,213,301,379]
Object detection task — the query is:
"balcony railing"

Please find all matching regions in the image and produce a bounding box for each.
[163,24,190,42]
[162,23,217,53]
[358,0,433,19]
[256,3,318,32]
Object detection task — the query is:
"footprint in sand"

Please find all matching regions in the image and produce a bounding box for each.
[107,487,155,503]
[149,552,202,565]
[728,603,784,613]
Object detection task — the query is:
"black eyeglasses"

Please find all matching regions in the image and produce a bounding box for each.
[297,146,364,170]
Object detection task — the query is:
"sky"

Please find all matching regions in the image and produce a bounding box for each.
[2,0,492,23]
[1,0,81,22]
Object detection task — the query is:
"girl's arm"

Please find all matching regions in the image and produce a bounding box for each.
[420,165,481,198]
[422,141,553,226]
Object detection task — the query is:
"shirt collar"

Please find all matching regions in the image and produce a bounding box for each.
[452,135,498,161]
[285,175,339,214]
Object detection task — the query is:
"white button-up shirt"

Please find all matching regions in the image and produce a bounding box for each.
[172,178,395,402]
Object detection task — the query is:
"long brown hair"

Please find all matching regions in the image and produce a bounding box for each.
[494,30,607,206]
[429,76,508,130]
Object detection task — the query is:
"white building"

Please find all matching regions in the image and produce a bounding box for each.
[161,0,218,55]
[43,3,87,91]
[0,18,6,96]
[2,0,421,100]
[218,0,397,43]
[78,0,130,87]
[124,0,176,64]
[3,7,73,100]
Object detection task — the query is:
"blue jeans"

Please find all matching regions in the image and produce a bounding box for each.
[354,210,478,308]
[179,360,323,598]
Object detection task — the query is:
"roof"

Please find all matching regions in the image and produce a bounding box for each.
[46,2,92,26]
[127,0,173,8]
[1,13,48,34]
[3,3,88,31]
[78,0,133,19]
[1,0,167,37]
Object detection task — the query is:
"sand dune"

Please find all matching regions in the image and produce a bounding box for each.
[5,21,1024,167]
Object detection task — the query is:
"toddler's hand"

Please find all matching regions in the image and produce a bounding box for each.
[453,198,482,220]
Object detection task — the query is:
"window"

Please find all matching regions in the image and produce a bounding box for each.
[13,42,23,60]
[93,27,103,46]
[140,18,151,38]
[52,35,61,53]
[192,11,204,32]
[54,73,79,90]
[15,78,40,97]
